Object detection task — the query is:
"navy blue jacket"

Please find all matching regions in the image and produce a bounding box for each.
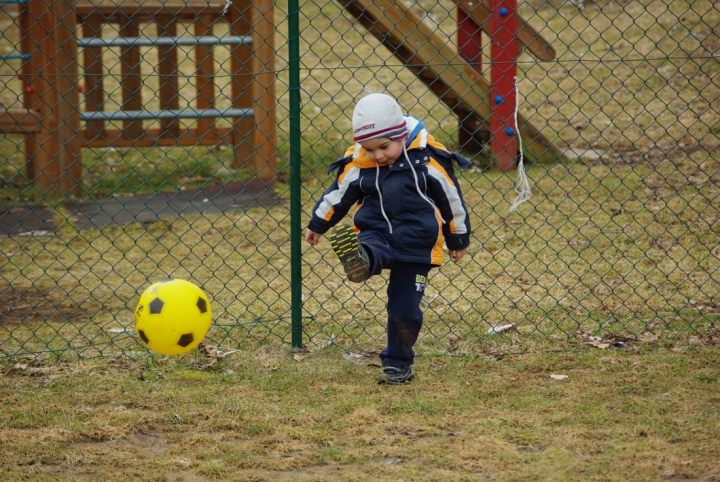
[308,118,471,266]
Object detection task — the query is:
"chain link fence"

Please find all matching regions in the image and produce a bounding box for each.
[0,0,718,360]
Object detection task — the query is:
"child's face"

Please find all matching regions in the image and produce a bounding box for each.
[360,137,404,166]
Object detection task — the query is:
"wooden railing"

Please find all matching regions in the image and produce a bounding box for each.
[4,0,276,196]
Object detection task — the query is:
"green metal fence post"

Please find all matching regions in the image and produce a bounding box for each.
[288,0,303,350]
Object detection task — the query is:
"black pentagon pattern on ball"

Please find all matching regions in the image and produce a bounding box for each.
[138,330,149,344]
[177,333,194,347]
[197,297,208,314]
[149,297,164,314]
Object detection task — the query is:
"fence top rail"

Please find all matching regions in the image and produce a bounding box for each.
[80,108,254,121]
[77,35,251,48]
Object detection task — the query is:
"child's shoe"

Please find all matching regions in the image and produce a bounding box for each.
[330,224,370,283]
[378,366,414,385]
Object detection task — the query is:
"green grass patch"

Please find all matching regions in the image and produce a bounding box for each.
[1,344,719,480]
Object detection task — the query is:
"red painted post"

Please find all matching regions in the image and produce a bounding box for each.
[457,8,487,153]
[457,8,482,69]
[490,0,518,171]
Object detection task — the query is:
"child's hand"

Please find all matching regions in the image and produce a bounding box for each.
[305,229,321,246]
[448,248,466,263]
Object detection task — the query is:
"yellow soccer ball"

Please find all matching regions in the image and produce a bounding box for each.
[134,279,212,355]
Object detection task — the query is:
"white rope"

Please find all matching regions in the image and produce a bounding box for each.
[509,77,531,214]
[221,0,232,17]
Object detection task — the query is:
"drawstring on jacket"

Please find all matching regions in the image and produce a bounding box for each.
[375,163,393,234]
[374,143,446,235]
[402,144,445,225]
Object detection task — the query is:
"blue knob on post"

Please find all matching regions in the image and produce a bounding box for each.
[499,7,508,16]
[505,127,515,136]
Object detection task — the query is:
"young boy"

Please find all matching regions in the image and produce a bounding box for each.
[305,93,471,384]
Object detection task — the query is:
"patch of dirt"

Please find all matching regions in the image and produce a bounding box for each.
[252,458,410,481]
[0,287,100,325]
[76,431,167,454]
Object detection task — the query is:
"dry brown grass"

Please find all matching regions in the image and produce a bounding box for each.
[0,2,718,480]
[2,342,720,481]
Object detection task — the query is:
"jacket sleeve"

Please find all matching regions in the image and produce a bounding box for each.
[425,156,472,251]
[307,159,363,235]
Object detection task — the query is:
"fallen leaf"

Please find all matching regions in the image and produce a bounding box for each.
[293,354,303,362]
[199,343,239,360]
[313,335,335,351]
[550,374,569,380]
[446,334,460,352]
[486,323,515,335]
[588,340,610,349]
[342,352,365,361]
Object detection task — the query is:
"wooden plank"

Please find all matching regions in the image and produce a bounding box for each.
[0,109,42,133]
[490,0,518,170]
[455,0,556,62]
[75,1,225,17]
[157,14,180,138]
[339,0,566,165]
[119,15,144,139]
[250,0,276,181]
[194,13,216,137]
[229,0,255,169]
[81,127,234,147]
[82,15,106,139]
[51,0,82,196]
[25,0,73,195]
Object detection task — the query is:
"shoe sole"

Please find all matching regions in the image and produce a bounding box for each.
[330,224,369,283]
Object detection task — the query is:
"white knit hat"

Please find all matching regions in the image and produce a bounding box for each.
[352,93,408,143]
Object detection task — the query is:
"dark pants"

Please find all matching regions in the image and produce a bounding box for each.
[362,237,432,367]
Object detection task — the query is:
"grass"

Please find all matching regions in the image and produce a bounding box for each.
[1,340,720,481]
[0,1,717,479]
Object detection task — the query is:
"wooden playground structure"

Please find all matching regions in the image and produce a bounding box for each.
[1,0,276,197]
[338,0,566,170]
[0,0,565,199]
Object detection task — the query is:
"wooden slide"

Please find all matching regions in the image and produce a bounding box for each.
[336,0,568,165]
